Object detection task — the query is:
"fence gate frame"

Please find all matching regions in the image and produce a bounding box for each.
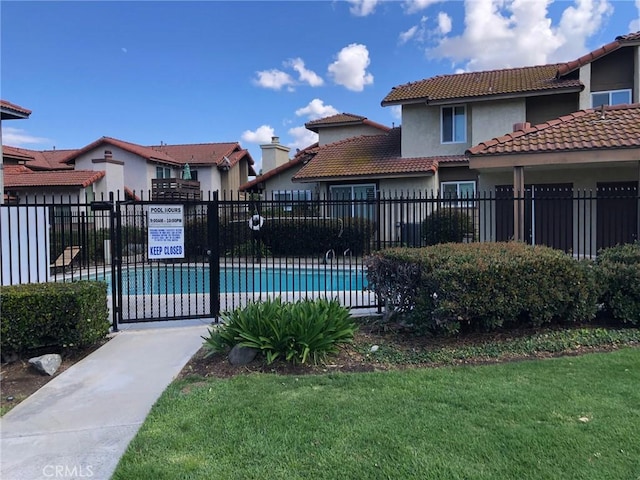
[111,192,220,330]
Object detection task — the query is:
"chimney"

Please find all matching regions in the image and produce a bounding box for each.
[513,122,531,132]
[260,136,291,173]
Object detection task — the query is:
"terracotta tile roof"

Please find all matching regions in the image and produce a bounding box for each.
[466,103,640,156]
[4,168,105,188]
[239,143,319,191]
[148,142,255,167]
[305,113,390,133]
[3,145,77,170]
[2,145,35,162]
[63,137,256,175]
[382,64,581,106]
[63,136,178,165]
[0,100,32,118]
[124,186,141,201]
[292,129,440,181]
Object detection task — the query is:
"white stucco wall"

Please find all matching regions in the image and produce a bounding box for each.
[75,146,156,197]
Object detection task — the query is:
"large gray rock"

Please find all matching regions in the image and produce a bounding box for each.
[228,345,258,366]
[29,354,62,376]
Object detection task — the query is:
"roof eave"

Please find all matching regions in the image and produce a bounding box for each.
[293,171,436,183]
[382,86,583,107]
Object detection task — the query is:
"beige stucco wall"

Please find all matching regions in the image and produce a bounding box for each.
[318,124,386,146]
[578,64,592,110]
[471,99,525,145]
[401,100,526,159]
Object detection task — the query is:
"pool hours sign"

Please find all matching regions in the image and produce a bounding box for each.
[148,205,185,259]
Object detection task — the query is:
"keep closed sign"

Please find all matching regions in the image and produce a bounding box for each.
[148,205,185,259]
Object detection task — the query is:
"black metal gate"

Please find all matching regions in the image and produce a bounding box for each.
[112,194,220,326]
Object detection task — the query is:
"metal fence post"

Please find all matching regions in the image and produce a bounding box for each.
[208,191,221,321]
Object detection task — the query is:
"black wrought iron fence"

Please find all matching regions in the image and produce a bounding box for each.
[1,187,637,326]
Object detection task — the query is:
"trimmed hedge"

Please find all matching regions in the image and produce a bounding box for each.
[1,281,110,357]
[422,208,474,245]
[366,242,598,334]
[186,216,375,257]
[596,242,640,324]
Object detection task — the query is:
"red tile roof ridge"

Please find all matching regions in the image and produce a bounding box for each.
[617,31,640,42]
[0,100,32,115]
[306,113,366,125]
[556,40,621,77]
[305,112,390,132]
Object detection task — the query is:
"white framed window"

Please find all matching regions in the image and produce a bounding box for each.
[441,105,466,143]
[156,166,172,179]
[330,184,376,219]
[273,190,312,211]
[441,181,476,207]
[591,89,632,108]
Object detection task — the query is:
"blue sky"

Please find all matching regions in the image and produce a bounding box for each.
[2,0,639,173]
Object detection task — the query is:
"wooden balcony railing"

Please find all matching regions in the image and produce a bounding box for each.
[151,178,201,201]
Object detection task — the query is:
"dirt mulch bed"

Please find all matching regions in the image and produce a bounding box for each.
[0,340,109,414]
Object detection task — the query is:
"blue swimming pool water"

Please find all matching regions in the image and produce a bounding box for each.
[94,265,367,295]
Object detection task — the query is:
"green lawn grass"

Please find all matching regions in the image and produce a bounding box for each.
[113,347,640,480]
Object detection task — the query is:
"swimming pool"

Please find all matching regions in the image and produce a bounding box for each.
[94,265,368,295]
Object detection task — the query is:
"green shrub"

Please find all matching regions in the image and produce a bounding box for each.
[0,281,110,358]
[203,297,357,364]
[422,208,474,245]
[366,242,598,335]
[212,216,375,257]
[596,242,640,324]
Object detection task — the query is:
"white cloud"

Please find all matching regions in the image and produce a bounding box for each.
[628,0,640,32]
[428,0,613,71]
[390,105,402,121]
[327,43,374,92]
[287,126,319,152]
[287,58,324,87]
[254,69,294,90]
[437,11,452,35]
[295,99,339,120]
[2,127,51,147]
[403,0,442,15]
[348,0,379,17]
[399,25,419,44]
[241,125,275,144]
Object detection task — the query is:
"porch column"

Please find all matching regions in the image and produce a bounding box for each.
[513,166,525,242]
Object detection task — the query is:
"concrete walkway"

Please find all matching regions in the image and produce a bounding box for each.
[1,322,211,480]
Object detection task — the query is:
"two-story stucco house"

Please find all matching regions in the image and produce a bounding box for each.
[2,135,256,204]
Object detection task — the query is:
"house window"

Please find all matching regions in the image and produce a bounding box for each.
[156,166,172,179]
[330,184,376,219]
[273,190,311,211]
[441,181,476,207]
[591,89,632,108]
[441,106,466,143]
